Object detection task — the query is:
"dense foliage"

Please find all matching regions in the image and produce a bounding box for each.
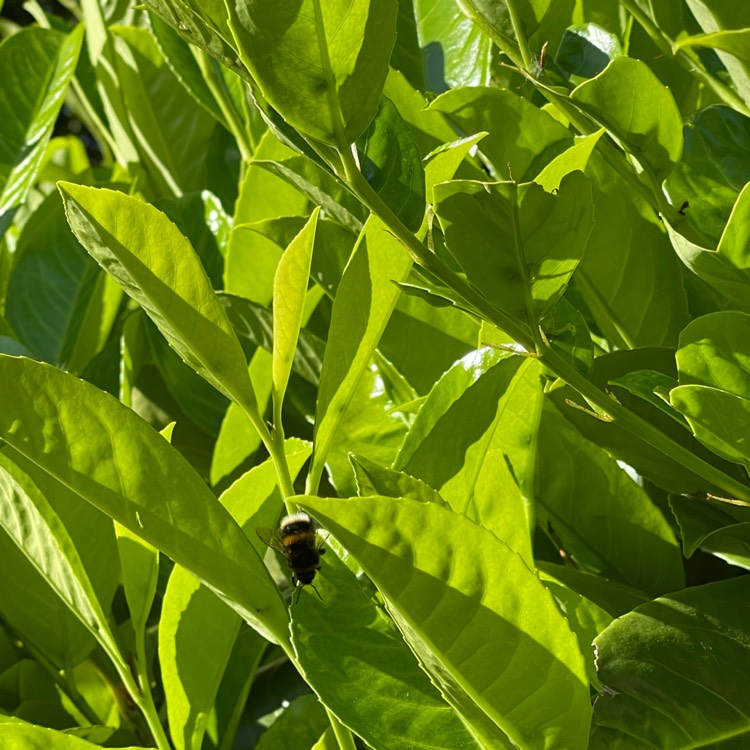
[1,0,750,748]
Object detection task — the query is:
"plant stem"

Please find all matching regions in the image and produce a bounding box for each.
[334,143,750,504]
[327,708,358,750]
[505,0,533,70]
[617,0,750,117]
[337,147,536,352]
[195,50,254,161]
[539,346,750,502]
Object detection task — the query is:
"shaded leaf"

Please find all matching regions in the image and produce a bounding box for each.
[357,97,425,231]
[299,495,591,750]
[226,0,398,145]
[427,87,572,180]
[664,105,750,243]
[0,26,83,230]
[592,577,750,748]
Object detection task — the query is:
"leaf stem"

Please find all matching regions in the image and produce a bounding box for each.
[333,141,750,503]
[505,0,533,69]
[337,147,536,352]
[195,50,254,161]
[539,345,750,502]
[617,0,750,116]
[326,708,358,750]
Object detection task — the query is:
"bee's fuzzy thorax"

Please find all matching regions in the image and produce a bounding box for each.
[281,511,312,528]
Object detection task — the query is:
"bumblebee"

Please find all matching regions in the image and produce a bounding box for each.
[257,512,325,603]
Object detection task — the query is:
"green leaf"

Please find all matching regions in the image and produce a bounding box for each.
[669,494,750,562]
[395,349,531,556]
[670,385,750,472]
[5,195,102,368]
[674,28,750,66]
[161,443,309,748]
[221,293,325,387]
[536,562,650,618]
[609,370,688,427]
[0,26,83,230]
[434,171,593,324]
[299,496,591,750]
[664,106,750,243]
[111,26,217,196]
[273,209,318,415]
[325,360,409,496]
[382,68,463,158]
[254,158,365,235]
[427,87,572,180]
[140,0,246,82]
[58,184,256,410]
[685,1,750,106]
[0,356,287,642]
[255,695,328,749]
[0,454,122,667]
[160,567,240,750]
[414,0,493,91]
[555,23,623,84]
[148,13,232,128]
[592,576,750,748]
[226,0,398,146]
[536,403,685,596]
[534,129,605,192]
[676,311,750,399]
[291,537,479,750]
[309,216,412,491]
[542,296,594,377]
[0,723,143,750]
[115,523,158,638]
[357,97,425,232]
[576,153,690,349]
[350,454,446,505]
[571,57,683,180]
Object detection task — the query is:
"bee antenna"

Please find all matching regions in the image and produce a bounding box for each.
[310,583,323,601]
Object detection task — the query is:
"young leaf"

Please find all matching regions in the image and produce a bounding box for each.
[226,0,398,146]
[0,25,83,231]
[357,97,425,232]
[58,184,257,411]
[273,208,319,418]
[309,216,412,492]
[160,566,241,750]
[299,496,591,750]
[592,576,750,748]
[0,356,287,642]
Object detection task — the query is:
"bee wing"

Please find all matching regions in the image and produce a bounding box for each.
[255,526,285,553]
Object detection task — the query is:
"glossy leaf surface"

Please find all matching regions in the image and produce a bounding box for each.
[226,0,398,145]
[0,356,286,641]
[300,496,591,749]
